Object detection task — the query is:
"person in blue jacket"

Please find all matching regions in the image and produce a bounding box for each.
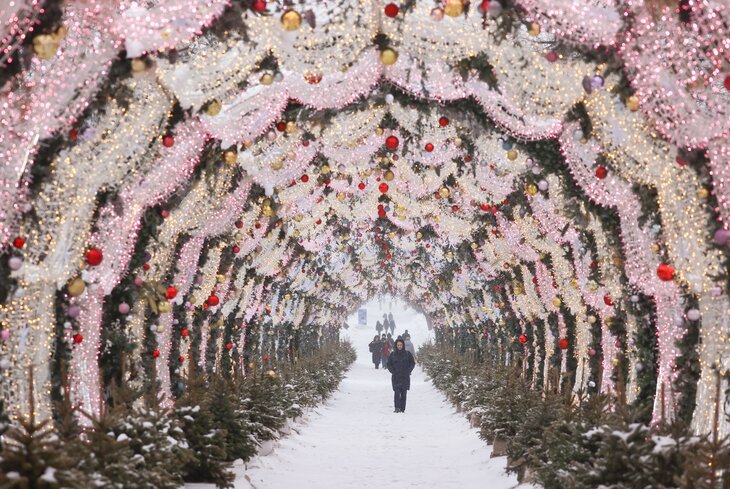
[386,337,415,413]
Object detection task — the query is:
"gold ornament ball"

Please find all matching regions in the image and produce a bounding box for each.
[375,127,384,136]
[439,187,450,198]
[285,294,292,300]
[336,192,346,202]
[444,0,464,17]
[507,149,519,161]
[292,230,301,238]
[552,297,562,308]
[380,48,398,66]
[224,150,237,165]
[320,164,331,175]
[248,362,255,369]
[513,286,524,295]
[388,232,396,239]
[131,58,147,72]
[67,277,86,297]
[286,121,297,134]
[626,95,640,112]
[416,231,423,239]
[525,183,538,196]
[216,274,226,283]
[384,170,395,181]
[454,137,463,147]
[697,187,710,199]
[294,214,304,222]
[266,370,277,378]
[33,34,59,60]
[528,22,541,36]
[281,10,302,31]
[260,73,274,85]
[206,100,222,116]
[270,159,284,171]
[651,243,660,253]
[157,301,171,313]
[262,206,274,217]
[587,315,597,324]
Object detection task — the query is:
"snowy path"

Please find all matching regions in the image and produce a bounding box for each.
[237,362,528,489]
[187,301,533,489]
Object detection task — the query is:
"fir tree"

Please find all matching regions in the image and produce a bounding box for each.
[175,366,234,488]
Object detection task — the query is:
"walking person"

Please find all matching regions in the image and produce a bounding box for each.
[369,335,383,369]
[380,333,391,369]
[387,337,415,413]
[388,313,396,334]
[375,320,383,335]
[404,334,417,363]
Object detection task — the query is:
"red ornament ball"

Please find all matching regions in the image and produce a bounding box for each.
[438,116,449,127]
[546,51,558,63]
[233,245,240,254]
[165,286,177,300]
[12,237,25,249]
[384,3,399,17]
[358,182,366,190]
[263,354,269,361]
[385,135,399,151]
[724,74,730,91]
[385,252,392,260]
[235,220,244,229]
[603,294,614,306]
[595,166,608,179]
[208,295,220,306]
[143,263,151,271]
[300,174,309,183]
[86,248,103,266]
[425,142,434,152]
[178,356,185,363]
[379,182,389,193]
[657,263,675,281]
[519,334,528,344]
[72,334,83,344]
[181,328,189,337]
[252,0,267,12]
[479,0,490,12]
[276,122,286,132]
[558,338,569,350]
[162,135,174,147]
[480,203,490,212]
[226,342,234,350]
[70,128,78,141]
[152,349,160,358]
[378,208,387,218]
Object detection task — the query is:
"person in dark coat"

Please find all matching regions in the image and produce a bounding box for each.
[375,320,383,334]
[386,337,415,413]
[368,335,383,369]
[380,333,391,369]
[388,313,396,333]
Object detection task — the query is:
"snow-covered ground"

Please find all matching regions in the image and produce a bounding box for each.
[188,299,533,489]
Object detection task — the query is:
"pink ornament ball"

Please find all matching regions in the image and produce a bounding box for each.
[588,348,597,357]
[8,256,23,271]
[118,302,131,315]
[686,309,701,321]
[713,228,730,245]
[68,305,81,318]
[134,276,144,287]
[0,329,10,342]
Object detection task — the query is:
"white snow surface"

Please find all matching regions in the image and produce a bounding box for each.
[187,298,536,489]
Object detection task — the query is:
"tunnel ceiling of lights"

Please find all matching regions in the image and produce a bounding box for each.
[0,0,729,437]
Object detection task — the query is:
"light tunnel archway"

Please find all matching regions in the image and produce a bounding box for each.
[0,0,727,447]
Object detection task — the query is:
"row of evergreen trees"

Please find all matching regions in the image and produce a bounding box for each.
[0,341,356,488]
[419,344,730,489]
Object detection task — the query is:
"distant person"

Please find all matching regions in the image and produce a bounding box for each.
[376,320,383,334]
[387,337,415,413]
[404,334,416,362]
[369,335,383,369]
[388,313,396,333]
[381,333,392,369]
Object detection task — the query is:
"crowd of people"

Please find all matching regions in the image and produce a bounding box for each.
[367,314,417,413]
